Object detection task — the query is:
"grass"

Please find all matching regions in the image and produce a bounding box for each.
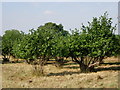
[2,57,120,88]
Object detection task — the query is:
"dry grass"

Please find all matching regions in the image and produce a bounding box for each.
[2,57,120,88]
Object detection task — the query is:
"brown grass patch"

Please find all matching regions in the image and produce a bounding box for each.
[2,57,120,88]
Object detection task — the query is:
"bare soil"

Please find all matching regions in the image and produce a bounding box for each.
[1,57,120,88]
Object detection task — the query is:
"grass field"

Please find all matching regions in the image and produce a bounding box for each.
[1,57,120,88]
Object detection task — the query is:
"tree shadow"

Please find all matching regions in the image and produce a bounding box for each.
[46,62,54,64]
[64,65,120,71]
[101,62,120,65]
[64,61,120,69]
[46,59,71,65]
[64,62,77,66]
[47,65,120,77]
[47,71,80,76]
[95,66,120,71]
[64,66,79,69]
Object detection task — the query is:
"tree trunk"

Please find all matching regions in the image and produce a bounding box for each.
[72,57,95,73]
[2,55,9,64]
[32,58,45,76]
[25,59,30,64]
[54,57,64,67]
[99,56,104,65]
[79,63,95,73]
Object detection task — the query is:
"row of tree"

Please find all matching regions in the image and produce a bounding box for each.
[0,36,2,55]
[2,12,120,73]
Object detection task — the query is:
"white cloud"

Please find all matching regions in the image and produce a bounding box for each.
[43,10,55,15]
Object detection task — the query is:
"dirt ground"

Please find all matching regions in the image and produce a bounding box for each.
[1,57,120,88]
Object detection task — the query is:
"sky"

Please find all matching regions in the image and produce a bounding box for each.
[1,2,118,35]
[118,1,120,34]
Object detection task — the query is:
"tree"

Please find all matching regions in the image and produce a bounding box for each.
[68,12,119,73]
[12,22,69,75]
[0,36,2,55]
[81,12,119,63]
[115,35,120,56]
[3,13,119,74]
[38,22,69,67]
[2,30,23,62]
[12,32,29,59]
[52,35,70,67]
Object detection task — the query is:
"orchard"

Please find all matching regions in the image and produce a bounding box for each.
[1,12,120,75]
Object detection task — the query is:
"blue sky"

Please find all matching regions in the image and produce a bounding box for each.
[2,2,118,35]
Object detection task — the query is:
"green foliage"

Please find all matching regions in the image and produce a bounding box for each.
[12,22,69,60]
[81,12,118,57]
[2,12,120,73]
[2,30,23,58]
[115,35,120,55]
[0,36,2,55]
[12,33,29,59]
[65,12,119,72]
